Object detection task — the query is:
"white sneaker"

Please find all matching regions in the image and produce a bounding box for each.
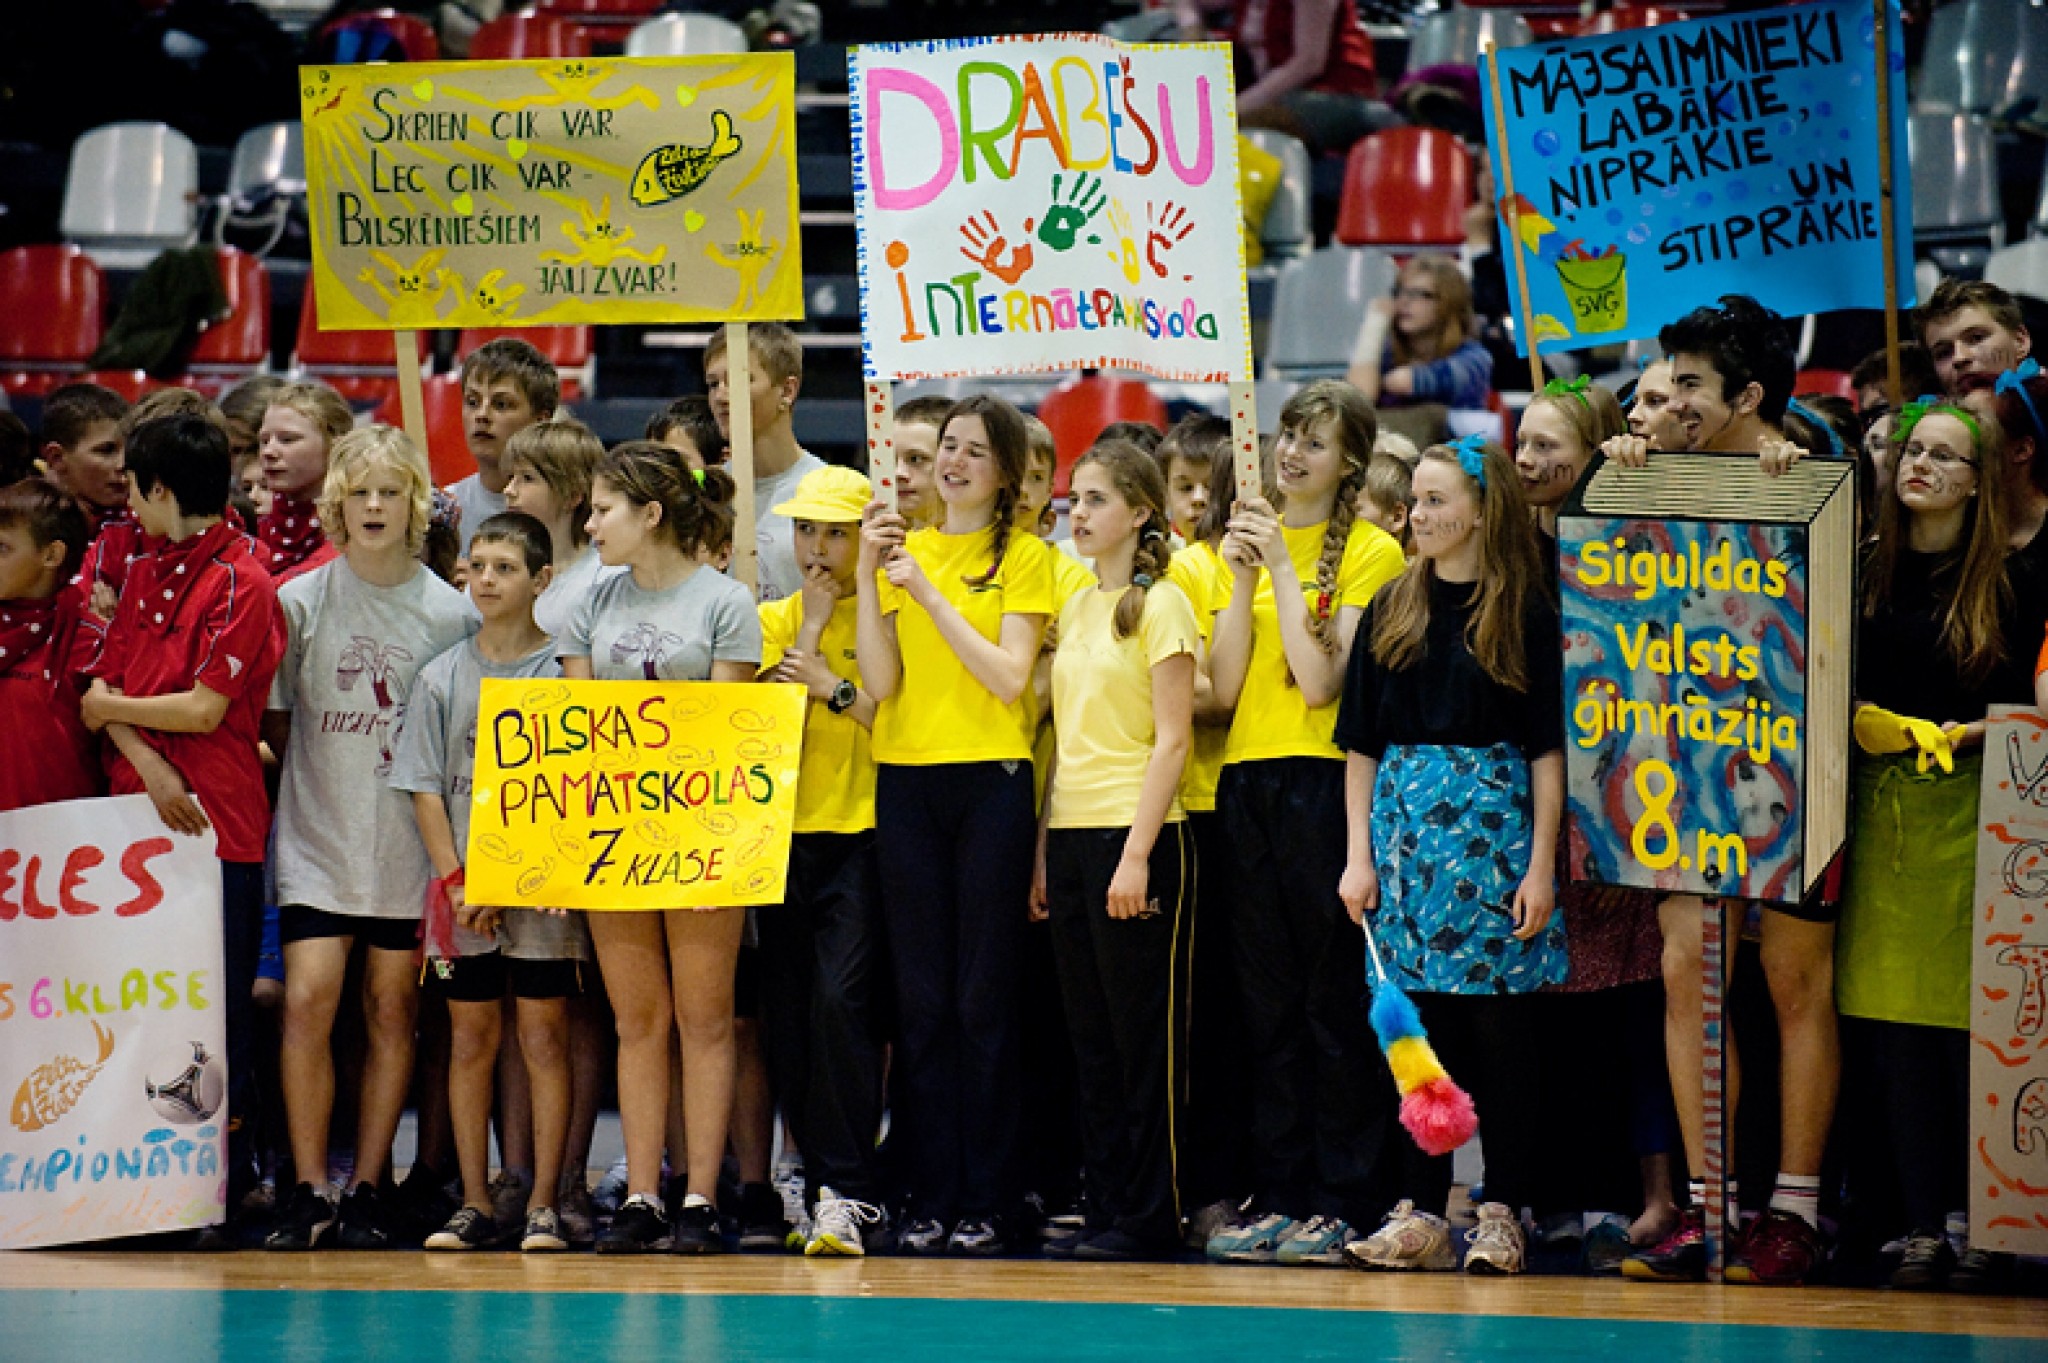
[1464,1202,1527,1275]
[1344,1200,1457,1271]
[805,1186,883,1258]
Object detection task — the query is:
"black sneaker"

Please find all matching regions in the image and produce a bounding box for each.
[1951,1245,2017,1294]
[335,1182,400,1249]
[1075,1228,1171,1262]
[897,1217,949,1256]
[1889,1229,1955,1290]
[597,1194,674,1254]
[263,1183,338,1250]
[425,1206,498,1252]
[392,1163,460,1242]
[672,1197,727,1255]
[735,1181,789,1253]
[947,1218,1006,1257]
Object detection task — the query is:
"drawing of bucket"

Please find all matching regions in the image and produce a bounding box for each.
[1556,253,1628,334]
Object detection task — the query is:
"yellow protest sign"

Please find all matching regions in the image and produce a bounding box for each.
[298,55,803,329]
[466,679,804,911]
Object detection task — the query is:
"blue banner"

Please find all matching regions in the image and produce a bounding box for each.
[1483,0,1913,357]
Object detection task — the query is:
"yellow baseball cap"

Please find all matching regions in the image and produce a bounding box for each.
[774,464,872,524]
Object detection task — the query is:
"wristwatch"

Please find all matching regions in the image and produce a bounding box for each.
[826,679,858,714]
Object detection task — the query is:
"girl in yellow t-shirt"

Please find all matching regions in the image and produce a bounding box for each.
[1031,440,1199,1260]
[1204,379,1406,1266]
[856,394,1054,1256]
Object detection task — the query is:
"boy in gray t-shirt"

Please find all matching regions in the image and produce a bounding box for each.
[389,512,589,1254]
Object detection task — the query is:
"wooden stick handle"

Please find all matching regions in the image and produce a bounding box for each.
[394,330,428,455]
[1483,42,1546,393]
[1873,0,1904,410]
[865,380,897,510]
[727,322,758,596]
[1229,381,1260,506]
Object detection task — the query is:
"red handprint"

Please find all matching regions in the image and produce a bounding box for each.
[1145,201,1194,280]
[958,211,1035,285]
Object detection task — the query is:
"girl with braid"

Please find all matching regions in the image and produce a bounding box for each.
[1204,380,1406,1266]
[857,394,1055,1256]
[1030,441,1201,1261]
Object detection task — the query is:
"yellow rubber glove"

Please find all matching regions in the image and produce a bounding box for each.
[1853,704,1953,773]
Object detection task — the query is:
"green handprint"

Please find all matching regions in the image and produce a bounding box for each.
[1036,173,1107,252]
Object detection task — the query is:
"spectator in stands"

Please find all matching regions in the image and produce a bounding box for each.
[1918,280,2032,400]
[1347,257,1493,412]
[1849,344,1938,430]
[1175,0,1398,154]
[453,338,560,556]
[646,396,727,472]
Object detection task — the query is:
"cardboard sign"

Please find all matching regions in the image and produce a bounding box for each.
[466,679,804,911]
[0,796,226,1249]
[1558,454,1853,903]
[1482,0,1913,355]
[849,34,1251,383]
[299,55,803,329]
[1970,707,2048,1256]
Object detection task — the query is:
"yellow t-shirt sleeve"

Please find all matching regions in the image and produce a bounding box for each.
[1141,582,1203,668]
[1003,532,1056,618]
[757,596,798,674]
[1341,521,1406,608]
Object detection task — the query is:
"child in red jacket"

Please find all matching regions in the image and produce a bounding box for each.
[0,477,105,812]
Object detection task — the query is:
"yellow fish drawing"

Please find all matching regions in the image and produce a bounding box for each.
[630,111,743,209]
[11,1021,115,1133]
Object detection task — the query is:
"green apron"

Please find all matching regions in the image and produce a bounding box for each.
[1836,750,1978,1029]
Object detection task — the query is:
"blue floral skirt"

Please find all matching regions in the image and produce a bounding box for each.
[1371,742,1569,995]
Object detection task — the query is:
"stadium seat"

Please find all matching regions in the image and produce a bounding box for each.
[2033,175,2048,239]
[456,326,595,401]
[1908,110,2004,273]
[81,370,167,402]
[1243,130,1312,264]
[315,7,441,62]
[1986,238,2048,303]
[1035,375,1169,496]
[60,122,200,270]
[625,13,749,56]
[0,245,106,398]
[1265,247,1397,380]
[1916,0,2048,126]
[177,249,272,392]
[1406,7,1534,70]
[1102,10,1179,41]
[374,373,474,487]
[1579,6,1689,34]
[539,0,663,13]
[1793,369,1856,401]
[293,288,431,406]
[470,10,591,59]
[1335,127,1471,248]
[211,121,305,259]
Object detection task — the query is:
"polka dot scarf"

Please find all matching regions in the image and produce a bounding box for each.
[257,493,326,576]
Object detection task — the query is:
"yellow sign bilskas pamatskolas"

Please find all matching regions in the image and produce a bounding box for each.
[467,679,804,911]
[299,55,802,329]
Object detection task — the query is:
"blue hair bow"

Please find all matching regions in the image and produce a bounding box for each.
[1996,358,2046,445]
[1448,434,1489,490]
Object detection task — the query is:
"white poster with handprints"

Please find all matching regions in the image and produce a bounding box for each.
[850,34,1250,384]
[1971,707,2048,1255]
[0,795,226,1248]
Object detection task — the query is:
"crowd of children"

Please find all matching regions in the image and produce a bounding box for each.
[0,285,2040,1292]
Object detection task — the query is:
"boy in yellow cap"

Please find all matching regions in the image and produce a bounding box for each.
[754,464,891,1256]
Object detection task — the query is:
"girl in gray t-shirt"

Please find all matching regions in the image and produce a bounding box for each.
[558,442,761,1253]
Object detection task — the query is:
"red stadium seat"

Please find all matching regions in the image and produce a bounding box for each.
[81,369,169,402]
[457,325,595,401]
[316,8,441,62]
[538,0,664,14]
[1794,369,1857,401]
[1335,128,1472,249]
[0,245,106,398]
[186,248,270,371]
[1035,375,1170,496]
[374,373,475,487]
[470,10,591,59]
[1579,6,1690,33]
[293,288,430,406]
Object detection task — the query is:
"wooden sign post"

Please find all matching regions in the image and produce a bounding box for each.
[865,379,897,510]
[394,329,428,457]
[726,321,757,595]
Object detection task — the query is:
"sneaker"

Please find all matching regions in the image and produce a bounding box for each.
[735,1181,790,1252]
[1041,1226,1095,1259]
[672,1196,726,1254]
[1889,1229,1955,1290]
[262,1184,337,1250]
[557,1182,597,1246]
[1183,1198,1239,1252]
[521,1206,569,1253]
[1621,1208,1707,1283]
[1044,1199,1087,1241]
[392,1164,459,1243]
[1345,1201,1456,1271]
[948,1218,1006,1257]
[1581,1218,1635,1276]
[773,1163,809,1250]
[596,1194,673,1254]
[425,1206,497,1251]
[1464,1203,1527,1276]
[1074,1228,1170,1263]
[592,1155,631,1215]
[805,1188,884,1258]
[335,1182,400,1250]
[897,1217,949,1256]
[1726,1209,1825,1286]
[1275,1215,1358,1267]
[1950,1245,2016,1294]
[489,1169,533,1233]
[1206,1211,1299,1264]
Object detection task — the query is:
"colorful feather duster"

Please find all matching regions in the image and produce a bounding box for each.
[1361,917,1478,1157]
